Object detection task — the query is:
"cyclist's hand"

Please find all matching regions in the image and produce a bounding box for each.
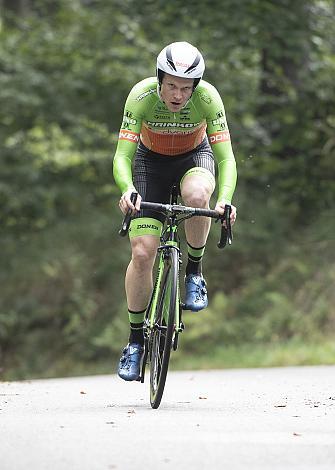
[119,189,142,215]
[214,201,237,225]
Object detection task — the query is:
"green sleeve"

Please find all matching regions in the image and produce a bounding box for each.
[201,83,237,203]
[213,142,237,203]
[112,84,144,195]
[113,139,138,195]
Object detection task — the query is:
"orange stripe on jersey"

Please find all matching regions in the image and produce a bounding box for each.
[208,131,230,144]
[119,130,140,143]
[141,124,207,156]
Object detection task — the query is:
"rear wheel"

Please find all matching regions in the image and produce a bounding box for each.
[149,248,178,409]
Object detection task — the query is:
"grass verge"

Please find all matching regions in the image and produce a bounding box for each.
[3,338,335,381]
[170,338,335,370]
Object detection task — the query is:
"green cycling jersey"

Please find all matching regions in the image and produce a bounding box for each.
[113,77,237,203]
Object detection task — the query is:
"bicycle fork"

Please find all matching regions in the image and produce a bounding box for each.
[140,244,183,383]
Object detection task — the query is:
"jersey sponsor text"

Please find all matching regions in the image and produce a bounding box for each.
[208,131,230,144]
[119,130,140,143]
[147,121,201,128]
[136,89,156,101]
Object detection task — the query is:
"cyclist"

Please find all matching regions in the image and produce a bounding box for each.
[113,41,237,381]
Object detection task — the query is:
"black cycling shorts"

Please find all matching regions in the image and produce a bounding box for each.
[133,138,215,223]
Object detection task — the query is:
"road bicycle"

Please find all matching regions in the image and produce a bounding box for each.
[119,187,233,408]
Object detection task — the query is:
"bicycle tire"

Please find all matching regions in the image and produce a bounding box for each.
[149,248,178,408]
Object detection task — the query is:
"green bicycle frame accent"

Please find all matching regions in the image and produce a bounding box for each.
[147,225,181,334]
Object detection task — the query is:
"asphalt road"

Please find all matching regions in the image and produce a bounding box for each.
[1,366,335,470]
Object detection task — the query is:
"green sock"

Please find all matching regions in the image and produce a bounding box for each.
[128,308,146,345]
[186,243,205,275]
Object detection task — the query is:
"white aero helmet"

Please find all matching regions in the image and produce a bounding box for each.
[156,41,205,89]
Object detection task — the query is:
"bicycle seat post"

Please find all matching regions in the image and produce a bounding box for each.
[170,185,179,205]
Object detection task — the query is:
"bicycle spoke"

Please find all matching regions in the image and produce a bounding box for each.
[149,249,178,408]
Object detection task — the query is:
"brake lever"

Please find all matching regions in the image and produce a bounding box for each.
[118,192,138,237]
[217,205,233,249]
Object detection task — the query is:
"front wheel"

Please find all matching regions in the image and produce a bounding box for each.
[149,248,179,409]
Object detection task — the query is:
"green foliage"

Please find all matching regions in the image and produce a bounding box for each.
[0,0,334,379]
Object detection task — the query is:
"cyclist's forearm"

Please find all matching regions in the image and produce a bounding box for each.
[217,159,237,202]
[215,145,237,203]
[113,138,138,194]
[113,153,135,194]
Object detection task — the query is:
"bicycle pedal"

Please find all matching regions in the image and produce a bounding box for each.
[136,375,145,383]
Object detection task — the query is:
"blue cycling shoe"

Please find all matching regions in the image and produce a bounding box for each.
[184,274,208,312]
[118,343,144,381]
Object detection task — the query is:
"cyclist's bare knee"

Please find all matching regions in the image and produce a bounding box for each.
[130,236,158,271]
[181,176,213,208]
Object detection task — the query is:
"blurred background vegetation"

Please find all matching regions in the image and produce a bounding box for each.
[0,0,334,380]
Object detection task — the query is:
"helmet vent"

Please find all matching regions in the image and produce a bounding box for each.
[185,53,201,74]
[166,46,177,72]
